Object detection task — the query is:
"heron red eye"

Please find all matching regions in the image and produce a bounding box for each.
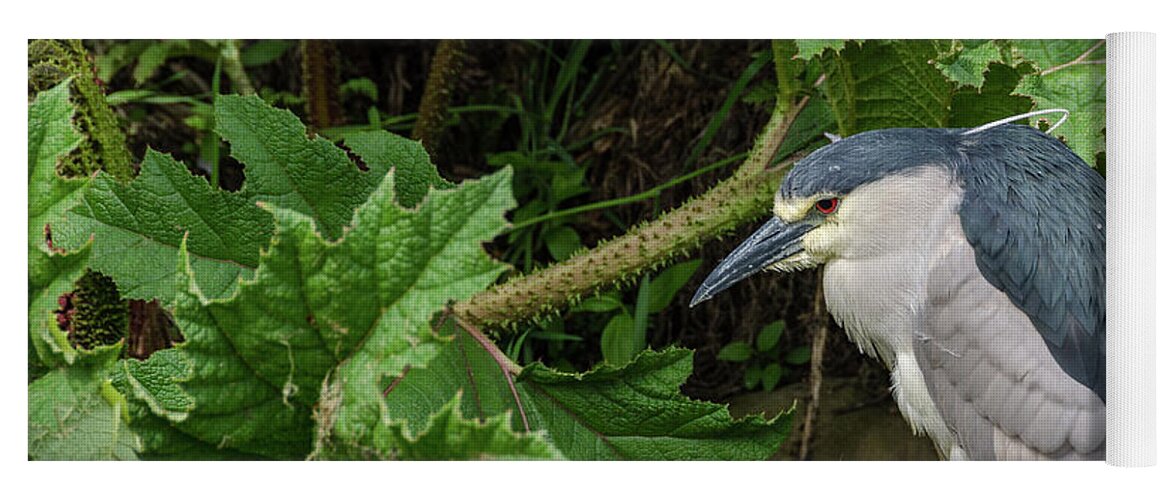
[815,197,840,214]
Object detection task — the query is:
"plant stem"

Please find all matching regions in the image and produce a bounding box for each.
[300,40,341,130]
[451,312,530,431]
[454,96,810,330]
[218,40,255,95]
[28,40,134,181]
[209,54,222,189]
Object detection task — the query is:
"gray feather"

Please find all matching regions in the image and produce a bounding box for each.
[915,226,1105,460]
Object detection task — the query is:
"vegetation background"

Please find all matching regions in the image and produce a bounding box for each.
[27,39,1105,460]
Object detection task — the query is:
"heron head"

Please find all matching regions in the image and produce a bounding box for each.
[689,128,961,307]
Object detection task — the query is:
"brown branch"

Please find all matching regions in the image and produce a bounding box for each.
[382,365,412,397]
[798,270,829,460]
[453,96,810,331]
[300,40,342,130]
[1038,40,1106,76]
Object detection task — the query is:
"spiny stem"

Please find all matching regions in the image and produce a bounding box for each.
[413,40,467,156]
[300,40,341,130]
[454,96,810,330]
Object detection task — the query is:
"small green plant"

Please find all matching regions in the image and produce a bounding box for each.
[492,40,609,271]
[594,259,702,366]
[718,320,810,392]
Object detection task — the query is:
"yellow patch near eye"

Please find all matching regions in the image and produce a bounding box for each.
[772,195,823,223]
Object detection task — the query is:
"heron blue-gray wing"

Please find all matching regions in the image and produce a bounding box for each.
[955,125,1105,401]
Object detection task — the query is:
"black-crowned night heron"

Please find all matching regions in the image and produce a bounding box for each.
[690,119,1105,460]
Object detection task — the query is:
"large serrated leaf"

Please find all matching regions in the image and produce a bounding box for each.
[343,130,453,209]
[149,166,514,459]
[948,62,1034,127]
[384,331,792,460]
[49,97,458,306]
[820,40,952,135]
[793,40,846,60]
[29,80,86,248]
[28,345,142,460]
[384,395,563,460]
[110,349,195,422]
[28,80,90,370]
[933,40,1004,89]
[1010,40,1106,164]
[216,94,386,241]
[51,149,274,301]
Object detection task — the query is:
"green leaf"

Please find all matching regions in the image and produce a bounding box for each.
[340,77,379,102]
[821,40,952,136]
[761,362,783,392]
[28,80,86,247]
[773,97,834,161]
[794,40,846,60]
[240,40,295,67]
[110,349,195,422]
[128,410,265,460]
[645,259,702,314]
[551,166,590,204]
[384,340,792,460]
[1010,39,1105,71]
[717,341,753,362]
[948,63,1034,127]
[687,50,772,166]
[52,96,462,305]
[1010,40,1106,164]
[573,294,624,313]
[28,80,89,369]
[388,395,563,460]
[215,94,388,240]
[131,41,218,85]
[51,149,274,302]
[28,345,141,460]
[600,313,638,366]
[545,225,583,262]
[785,345,812,365]
[530,331,583,342]
[756,320,785,352]
[133,41,178,85]
[933,40,1003,89]
[163,167,515,459]
[343,130,454,209]
[96,40,152,82]
[744,364,762,390]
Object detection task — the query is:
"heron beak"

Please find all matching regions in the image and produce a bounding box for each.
[689,217,811,307]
